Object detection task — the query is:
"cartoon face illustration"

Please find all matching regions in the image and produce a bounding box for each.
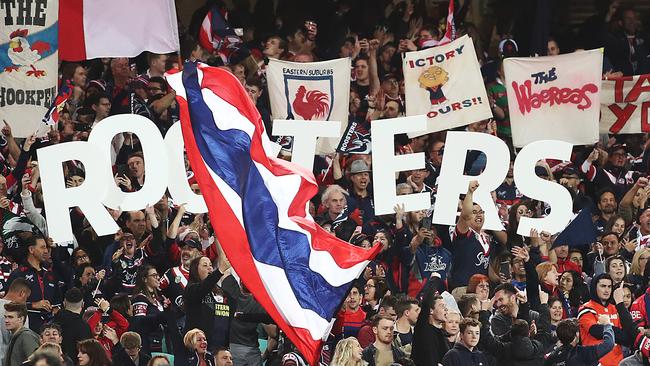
[418,66,449,89]
[418,66,449,105]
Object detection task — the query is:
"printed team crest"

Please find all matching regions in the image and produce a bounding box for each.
[284,75,334,121]
[419,66,449,105]
[3,28,52,78]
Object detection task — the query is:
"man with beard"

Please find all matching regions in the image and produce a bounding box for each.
[490,282,539,338]
[362,316,405,366]
[7,235,62,333]
[594,189,618,234]
[584,232,634,276]
[160,237,202,332]
[578,274,628,366]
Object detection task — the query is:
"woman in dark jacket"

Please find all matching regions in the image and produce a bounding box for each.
[129,265,167,355]
[183,255,229,353]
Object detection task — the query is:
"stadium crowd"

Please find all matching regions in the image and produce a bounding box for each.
[3,0,650,366]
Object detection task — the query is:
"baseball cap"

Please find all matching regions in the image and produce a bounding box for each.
[182,238,202,251]
[349,160,371,174]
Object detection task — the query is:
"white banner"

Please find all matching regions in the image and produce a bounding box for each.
[403,35,492,137]
[600,74,650,134]
[0,0,58,138]
[504,49,603,147]
[267,58,351,154]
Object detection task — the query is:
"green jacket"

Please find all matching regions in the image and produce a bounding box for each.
[4,327,39,366]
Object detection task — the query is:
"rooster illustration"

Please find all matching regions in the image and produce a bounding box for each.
[5,29,50,78]
[291,86,330,120]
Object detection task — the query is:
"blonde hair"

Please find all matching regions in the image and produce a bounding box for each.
[331,337,366,366]
[631,248,650,275]
[536,262,556,283]
[183,328,205,350]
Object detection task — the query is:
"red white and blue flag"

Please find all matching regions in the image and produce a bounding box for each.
[42,79,73,128]
[198,6,247,64]
[167,62,381,364]
[420,0,456,48]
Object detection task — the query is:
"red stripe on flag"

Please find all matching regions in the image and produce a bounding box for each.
[59,0,87,61]
[198,65,381,268]
[177,94,323,365]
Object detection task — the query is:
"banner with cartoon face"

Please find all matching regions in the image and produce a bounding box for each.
[504,49,602,147]
[0,0,58,138]
[403,35,492,137]
[267,58,351,154]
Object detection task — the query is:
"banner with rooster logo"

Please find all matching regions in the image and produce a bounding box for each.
[403,35,492,138]
[267,58,351,154]
[0,0,58,138]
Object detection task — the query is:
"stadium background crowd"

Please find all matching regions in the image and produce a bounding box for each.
[3,1,650,366]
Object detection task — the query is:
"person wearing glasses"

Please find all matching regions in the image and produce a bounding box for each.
[130,265,167,355]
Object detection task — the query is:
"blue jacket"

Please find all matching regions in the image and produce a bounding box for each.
[441,343,489,366]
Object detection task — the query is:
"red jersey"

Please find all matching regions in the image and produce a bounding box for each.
[630,289,650,328]
[578,299,623,366]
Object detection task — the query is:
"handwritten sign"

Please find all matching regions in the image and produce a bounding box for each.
[504,50,603,147]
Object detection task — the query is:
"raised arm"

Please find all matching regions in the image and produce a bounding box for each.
[457,180,479,234]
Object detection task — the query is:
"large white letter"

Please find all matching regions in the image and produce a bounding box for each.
[514,140,573,235]
[432,131,509,231]
[164,122,208,213]
[39,142,119,243]
[271,119,341,171]
[88,115,169,210]
[372,115,430,215]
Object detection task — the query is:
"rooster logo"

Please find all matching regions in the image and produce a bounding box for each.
[291,85,330,120]
[5,29,50,78]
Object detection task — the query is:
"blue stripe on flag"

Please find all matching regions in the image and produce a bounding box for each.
[181,63,348,320]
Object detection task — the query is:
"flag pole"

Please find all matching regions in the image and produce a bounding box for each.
[177,50,184,71]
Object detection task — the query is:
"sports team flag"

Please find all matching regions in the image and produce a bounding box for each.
[0,0,58,138]
[403,35,492,137]
[167,62,381,365]
[198,4,249,65]
[552,208,597,248]
[421,0,455,48]
[503,49,603,147]
[59,0,179,61]
[267,58,351,154]
[38,79,73,136]
[336,119,371,154]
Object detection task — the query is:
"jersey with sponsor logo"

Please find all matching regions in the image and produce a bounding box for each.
[448,226,497,288]
[577,300,623,366]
